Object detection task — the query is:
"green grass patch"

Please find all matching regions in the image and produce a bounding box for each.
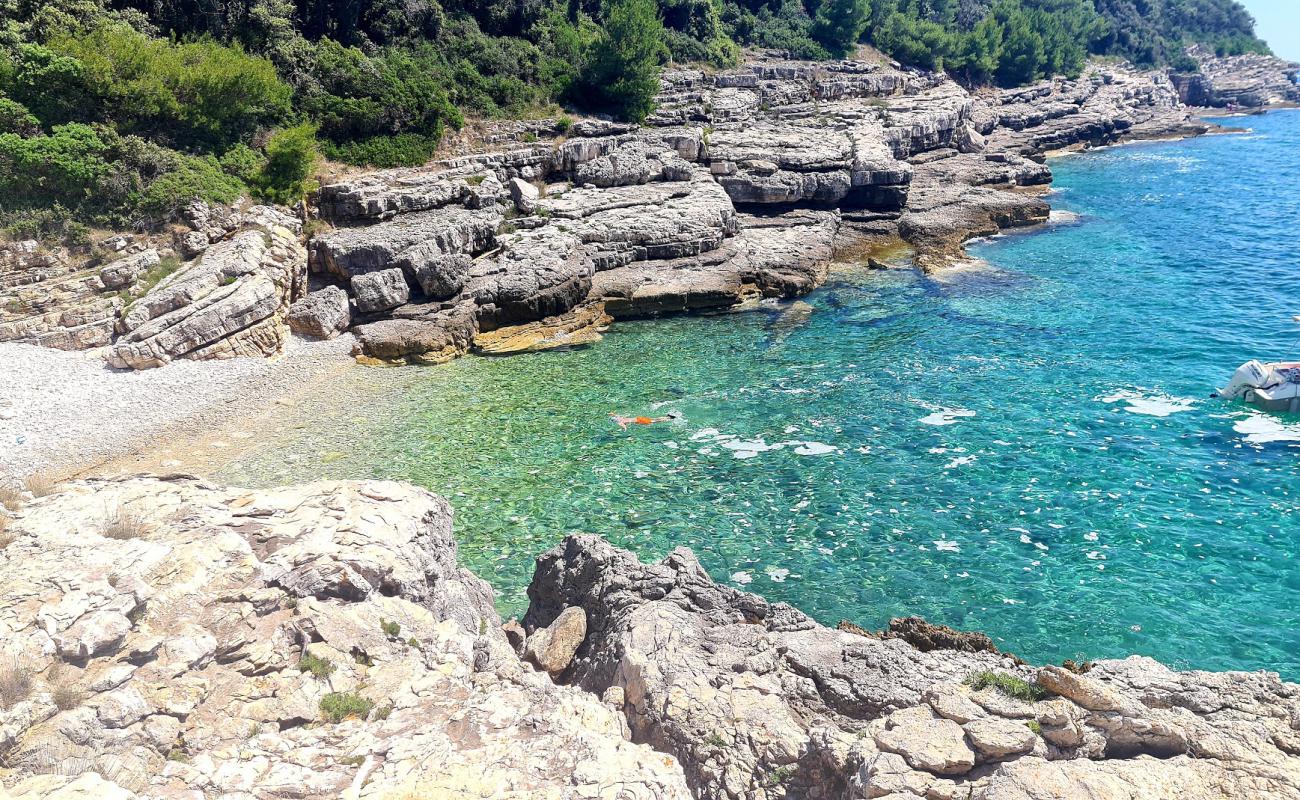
[120,255,182,307]
[298,652,335,679]
[965,671,1048,702]
[380,619,401,637]
[320,691,375,723]
[1026,720,1043,735]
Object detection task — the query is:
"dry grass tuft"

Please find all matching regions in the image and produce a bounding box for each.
[52,682,86,711]
[23,472,59,498]
[103,504,151,541]
[0,656,34,709]
[0,484,24,510]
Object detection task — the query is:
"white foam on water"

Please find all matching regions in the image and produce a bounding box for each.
[663,441,679,450]
[1100,389,1197,417]
[794,441,836,456]
[1233,413,1300,444]
[730,571,753,585]
[765,567,790,583]
[690,428,722,441]
[920,407,976,426]
[934,540,961,552]
[944,455,977,469]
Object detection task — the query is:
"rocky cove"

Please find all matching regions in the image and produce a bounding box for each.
[3,48,1300,800]
[7,47,1297,369]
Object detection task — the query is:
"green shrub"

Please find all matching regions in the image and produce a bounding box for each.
[0,97,40,136]
[0,123,111,206]
[46,24,291,148]
[255,123,318,206]
[380,619,401,637]
[811,0,869,58]
[581,0,669,123]
[303,39,461,145]
[219,144,266,183]
[0,44,92,127]
[298,651,336,679]
[133,154,244,223]
[965,671,1048,702]
[319,691,375,723]
[321,133,440,168]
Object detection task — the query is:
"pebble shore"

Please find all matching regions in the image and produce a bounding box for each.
[0,334,355,484]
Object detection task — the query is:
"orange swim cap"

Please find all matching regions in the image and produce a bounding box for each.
[635,416,653,425]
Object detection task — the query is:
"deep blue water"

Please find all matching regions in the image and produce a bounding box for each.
[219,111,1300,678]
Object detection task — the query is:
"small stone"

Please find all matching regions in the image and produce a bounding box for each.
[180,231,210,259]
[408,253,471,299]
[508,177,540,213]
[502,619,526,654]
[54,610,132,661]
[873,706,976,776]
[924,683,986,724]
[602,686,625,708]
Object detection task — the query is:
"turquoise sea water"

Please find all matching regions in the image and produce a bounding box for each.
[220,111,1300,678]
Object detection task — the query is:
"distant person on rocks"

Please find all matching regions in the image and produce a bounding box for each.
[610,412,680,430]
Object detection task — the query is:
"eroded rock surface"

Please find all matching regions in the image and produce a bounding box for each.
[106,209,306,369]
[0,477,691,799]
[525,534,1300,800]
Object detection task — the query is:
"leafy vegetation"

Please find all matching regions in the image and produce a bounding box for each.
[0,0,1270,234]
[965,670,1049,701]
[320,691,375,723]
[298,651,336,679]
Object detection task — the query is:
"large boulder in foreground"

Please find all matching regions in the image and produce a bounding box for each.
[0,477,691,799]
[525,534,1300,800]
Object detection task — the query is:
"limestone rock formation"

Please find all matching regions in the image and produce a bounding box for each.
[0,477,692,799]
[286,285,351,340]
[1177,46,1300,108]
[106,210,306,369]
[5,53,1278,366]
[525,534,1300,800]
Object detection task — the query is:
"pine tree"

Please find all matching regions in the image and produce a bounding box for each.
[582,0,668,122]
[811,0,871,58]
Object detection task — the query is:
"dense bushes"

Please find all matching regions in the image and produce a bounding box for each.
[580,0,670,122]
[0,0,1274,238]
[43,25,292,147]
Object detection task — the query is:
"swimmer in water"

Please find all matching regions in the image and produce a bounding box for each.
[610,411,680,430]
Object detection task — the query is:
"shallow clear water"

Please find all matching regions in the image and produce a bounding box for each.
[219,111,1300,678]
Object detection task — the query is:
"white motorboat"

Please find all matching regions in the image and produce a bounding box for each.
[1220,360,1300,413]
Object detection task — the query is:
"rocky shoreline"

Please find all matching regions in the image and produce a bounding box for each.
[1,475,1297,799]
[3,48,1296,370]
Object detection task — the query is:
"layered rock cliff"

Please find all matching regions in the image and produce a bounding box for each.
[2,477,1297,799]
[1,51,1295,368]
